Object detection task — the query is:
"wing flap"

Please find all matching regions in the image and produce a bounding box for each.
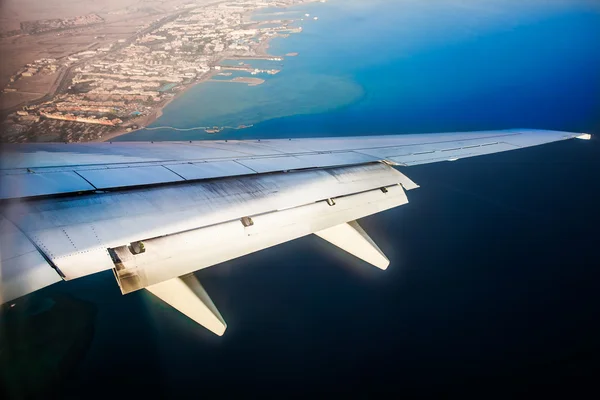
[0,171,96,200]
[111,183,408,293]
[3,163,410,281]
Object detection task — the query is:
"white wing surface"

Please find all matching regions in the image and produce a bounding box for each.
[0,129,590,335]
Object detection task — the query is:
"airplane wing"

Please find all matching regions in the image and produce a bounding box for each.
[0,129,591,335]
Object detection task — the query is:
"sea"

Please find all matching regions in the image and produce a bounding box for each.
[4,0,600,397]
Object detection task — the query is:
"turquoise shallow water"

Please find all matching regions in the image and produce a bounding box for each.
[116,0,600,141]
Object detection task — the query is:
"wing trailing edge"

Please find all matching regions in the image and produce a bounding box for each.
[109,178,408,294]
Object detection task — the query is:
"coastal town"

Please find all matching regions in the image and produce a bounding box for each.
[0,0,324,143]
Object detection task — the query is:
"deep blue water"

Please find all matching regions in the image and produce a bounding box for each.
[6,1,600,397]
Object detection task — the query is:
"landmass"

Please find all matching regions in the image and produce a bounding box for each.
[0,0,324,143]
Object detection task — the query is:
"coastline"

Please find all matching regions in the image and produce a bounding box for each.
[99,69,218,142]
[99,1,313,143]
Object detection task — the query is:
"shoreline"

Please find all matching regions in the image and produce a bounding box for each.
[99,1,316,143]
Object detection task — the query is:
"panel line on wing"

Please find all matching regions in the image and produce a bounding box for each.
[233,159,259,174]
[73,170,99,190]
[161,165,187,181]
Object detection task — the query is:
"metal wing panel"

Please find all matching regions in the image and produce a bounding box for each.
[2,164,409,280]
[0,216,62,303]
[355,138,517,159]
[1,129,582,170]
[389,143,522,166]
[76,165,184,189]
[164,161,256,180]
[0,171,96,199]
[187,141,287,156]
[260,130,528,153]
[500,129,582,147]
[0,145,162,168]
[113,183,409,292]
[235,155,312,173]
[0,142,252,168]
[0,129,586,200]
[0,129,588,305]
[294,152,380,168]
[237,152,380,173]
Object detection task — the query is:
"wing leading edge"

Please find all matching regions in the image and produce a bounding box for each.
[0,129,587,200]
[0,129,591,335]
